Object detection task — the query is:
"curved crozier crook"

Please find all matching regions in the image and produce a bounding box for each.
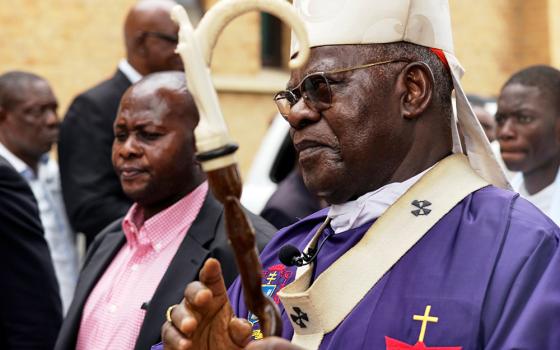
[170,0,309,339]
[196,0,310,69]
[170,0,309,155]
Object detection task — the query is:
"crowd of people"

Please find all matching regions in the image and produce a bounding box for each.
[1,0,560,349]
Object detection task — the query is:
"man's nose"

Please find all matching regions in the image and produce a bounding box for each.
[119,136,141,158]
[497,118,516,141]
[45,109,59,127]
[285,98,321,130]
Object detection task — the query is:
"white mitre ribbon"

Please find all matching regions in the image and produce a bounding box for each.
[291,0,510,189]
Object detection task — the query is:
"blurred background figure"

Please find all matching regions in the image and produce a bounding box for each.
[465,93,517,181]
[0,155,62,349]
[261,166,324,229]
[467,94,497,142]
[0,71,78,313]
[496,65,560,224]
[58,0,183,246]
[242,115,325,229]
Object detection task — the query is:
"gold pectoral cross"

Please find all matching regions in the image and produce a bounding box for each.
[413,305,439,343]
[266,271,278,284]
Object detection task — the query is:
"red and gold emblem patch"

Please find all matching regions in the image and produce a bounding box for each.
[385,305,461,350]
[249,264,294,340]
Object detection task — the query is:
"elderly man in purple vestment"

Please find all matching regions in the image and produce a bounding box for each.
[157,1,560,349]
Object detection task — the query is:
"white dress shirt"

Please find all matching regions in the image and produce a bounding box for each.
[511,170,560,225]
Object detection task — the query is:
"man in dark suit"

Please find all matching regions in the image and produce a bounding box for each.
[0,155,62,349]
[55,72,276,350]
[58,0,184,244]
[262,167,324,229]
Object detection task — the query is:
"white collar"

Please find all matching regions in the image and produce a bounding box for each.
[327,166,432,234]
[0,142,31,175]
[118,59,143,84]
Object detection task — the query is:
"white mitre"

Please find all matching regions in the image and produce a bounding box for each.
[291,0,510,189]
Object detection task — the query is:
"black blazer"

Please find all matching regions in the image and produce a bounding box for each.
[54,193,276,350]
[58,69,133,244]
[0,156,62,349]
[261,168,322,229]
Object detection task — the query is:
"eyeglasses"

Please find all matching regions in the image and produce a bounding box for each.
[143,31,179,44]
[273,59,409,118]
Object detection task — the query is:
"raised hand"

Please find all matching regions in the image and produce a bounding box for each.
[161,258,252,350]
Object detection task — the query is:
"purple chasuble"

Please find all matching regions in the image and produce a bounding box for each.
[151,186,560,350]
[228,186,560,349]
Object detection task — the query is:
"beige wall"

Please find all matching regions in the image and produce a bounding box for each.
[0,0,274,177]
[1,1,559,176]
[0,1,135,111]
[549,0,560,67]
[204,0,261,75]
[451,0,556,96]
[451,0,517,96]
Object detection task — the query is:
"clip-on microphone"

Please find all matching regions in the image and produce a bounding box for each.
[278,217,333,267]
[278,244,317,267]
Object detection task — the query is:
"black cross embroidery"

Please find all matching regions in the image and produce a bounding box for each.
[290,306,309,328]
[411,200,432,216]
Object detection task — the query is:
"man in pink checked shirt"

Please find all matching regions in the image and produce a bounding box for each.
[54,71,276,350]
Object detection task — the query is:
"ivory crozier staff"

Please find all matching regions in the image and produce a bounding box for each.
[171,0,309,337]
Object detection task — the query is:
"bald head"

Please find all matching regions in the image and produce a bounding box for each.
[124,0,183,75]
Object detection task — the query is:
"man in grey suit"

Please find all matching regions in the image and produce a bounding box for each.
[55,72,275,350]
[59,0,184,245]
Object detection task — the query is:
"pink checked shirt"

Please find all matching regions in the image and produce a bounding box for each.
[76,181,208,350]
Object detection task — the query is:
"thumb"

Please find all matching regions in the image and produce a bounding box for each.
[229,317,253,347]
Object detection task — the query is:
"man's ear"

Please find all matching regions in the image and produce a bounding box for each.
[397,62,434,120]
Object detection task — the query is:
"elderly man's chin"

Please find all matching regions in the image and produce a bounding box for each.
[301,168,349,205]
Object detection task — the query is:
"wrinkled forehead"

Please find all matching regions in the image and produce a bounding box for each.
[122,85,174,117]
[120,81,196,127]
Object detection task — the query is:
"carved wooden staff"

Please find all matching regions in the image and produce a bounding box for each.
[171,0,309,338]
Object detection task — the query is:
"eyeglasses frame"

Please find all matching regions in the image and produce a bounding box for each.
[274,59,411,117]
